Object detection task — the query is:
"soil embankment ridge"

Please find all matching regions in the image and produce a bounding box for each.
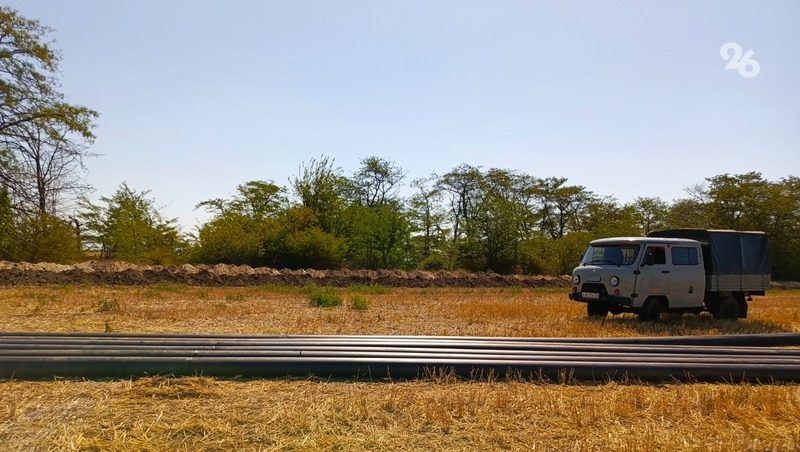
[0,261,571,287]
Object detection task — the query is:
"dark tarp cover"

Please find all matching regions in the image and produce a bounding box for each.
[648,229,770,275]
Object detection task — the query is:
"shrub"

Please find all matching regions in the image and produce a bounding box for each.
[192,213,268,266]
[350,295,369,310]
[419,253,448,271]
[12,214,82,263]
[308,287,342,307]
[266,227,346,270]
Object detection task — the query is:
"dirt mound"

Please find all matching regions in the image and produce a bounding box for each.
[771,281,800,289]
[0,260,571,288]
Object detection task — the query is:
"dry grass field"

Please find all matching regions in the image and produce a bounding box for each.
[1,285,799,451]
[0,285,798,337]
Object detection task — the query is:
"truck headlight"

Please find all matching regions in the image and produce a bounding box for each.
[609,276,619,287]
[572,275,580,285]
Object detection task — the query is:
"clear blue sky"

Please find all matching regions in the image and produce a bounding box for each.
[6,0,799,231]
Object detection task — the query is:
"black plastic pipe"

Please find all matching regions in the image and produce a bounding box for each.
[4,331,800,346]
[1,332,799,382]
[2,355,799,382]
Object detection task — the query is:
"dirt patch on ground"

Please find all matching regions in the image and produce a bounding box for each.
[0,260,571,288]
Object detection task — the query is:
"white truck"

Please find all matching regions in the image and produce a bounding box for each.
[568,229,770,321]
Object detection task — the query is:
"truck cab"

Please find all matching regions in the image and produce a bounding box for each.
[569,237,705,320]
[569,229,769,321]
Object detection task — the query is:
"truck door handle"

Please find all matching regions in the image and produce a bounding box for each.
[661,270,670,274]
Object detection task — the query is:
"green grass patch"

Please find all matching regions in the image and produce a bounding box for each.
[308,287,342,308]
[349,295,369,310]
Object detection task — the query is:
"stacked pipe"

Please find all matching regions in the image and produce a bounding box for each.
[1,332,799,382]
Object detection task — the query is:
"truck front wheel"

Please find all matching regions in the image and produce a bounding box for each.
[587,302,608,318]
[638,299,662,322]
[713,297,740,320]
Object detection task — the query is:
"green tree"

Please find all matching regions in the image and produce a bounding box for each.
[351,156,405,208]
[192,212,270,265]
[770,176,800,280]
[0,7,96,216]
[436,164,484,247]
[0,7,96,265]
[667,172,799,279]
[0,7,96,137]
[704,172,775,231]
[629,197,669,235]
[701,173,800,280]
[550,232,594,275]
[341,157,412,269]
[198,180,286,220]
[291,156,350,234]
[533,177,596,239]
[1,121,94,217]
[277,227,346,269]
[470,169,529,273]
[262,207,346,269]
[11,213,81,262]
[578,197,640,238]
[343,203,411,269]
[408,177,447,264]
[518,232,593,275]
[193,181,286,265]
[665,198,708,229]
[80,184,184,264]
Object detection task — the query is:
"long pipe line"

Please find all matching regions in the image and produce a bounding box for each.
[3,337,800,356]
[2,332,799,381]
[3,333,798,347]
[2,346,798,360]
[2,338,798,357]
[3,356,800,381]
[1,350,797,365]
[2,340,800,358]
[3,332,800,346]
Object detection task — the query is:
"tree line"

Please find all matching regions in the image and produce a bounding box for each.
[3,154,798,279]
[191,162,799,279]
[1,6,798,279]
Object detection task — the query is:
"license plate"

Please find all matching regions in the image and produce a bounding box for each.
[581,292,600,300]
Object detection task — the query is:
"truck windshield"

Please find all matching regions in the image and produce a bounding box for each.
[581,245,640,266]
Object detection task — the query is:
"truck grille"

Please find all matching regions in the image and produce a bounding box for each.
[580,283,607,296]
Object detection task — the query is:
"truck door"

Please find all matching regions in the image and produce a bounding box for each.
[634,245,670,307]
[667,245,705,308]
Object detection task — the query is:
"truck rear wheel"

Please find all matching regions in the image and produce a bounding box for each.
[713,297,740,320]
[587,302,608,318]
[638,299,662,322]
[736,293,748,319]
[738,299,749,319]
